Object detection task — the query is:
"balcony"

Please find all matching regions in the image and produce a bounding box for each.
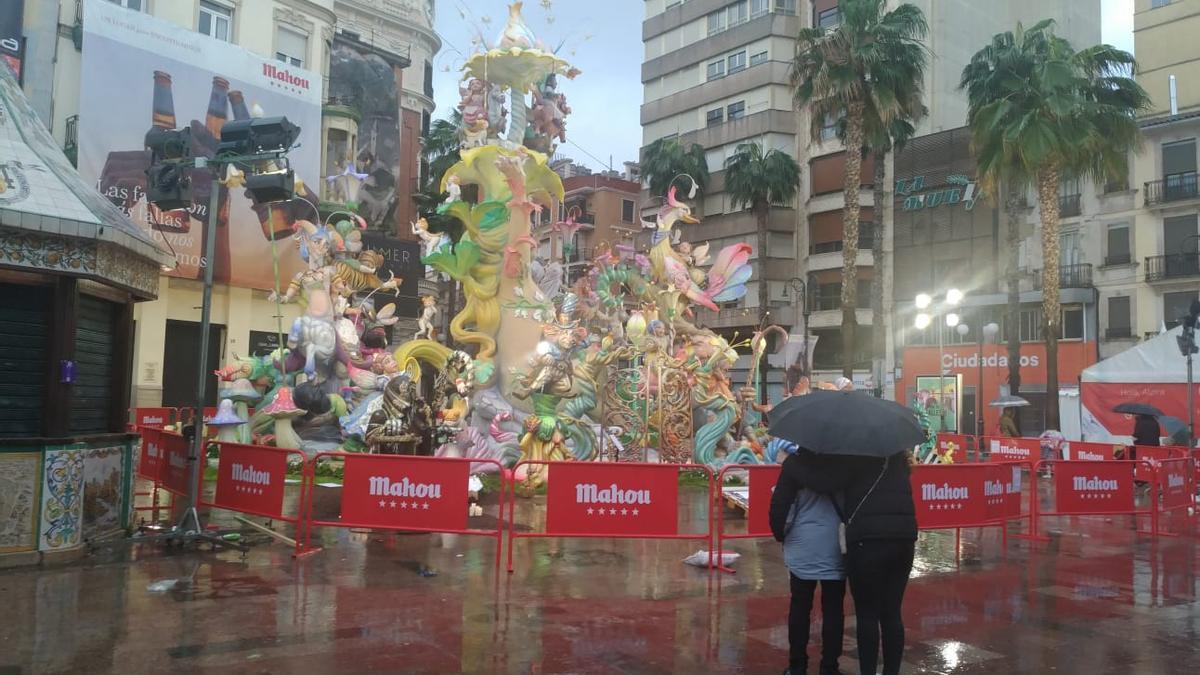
[1058,193,1081,218]
[1102,253,1132,266]
[1033,263,1093,290]
[1144,172,1200,206]
[808,222,876,255]
[1105,326,1134,339]
[1145,253,1200,282]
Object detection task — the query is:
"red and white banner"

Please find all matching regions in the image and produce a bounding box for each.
[134,407,172,428]
[1063,441,1122,462]
[213,442,289,517]
[1160,459,1192,511]
[747,465,781,535]
[986,436,1039,462]
[160,431,192,495]
[1134,446,1184,482]
[138,427,164,480]
[911,464,992,529]
[936,433,974,462]
[996,464,1023,519]
[545,463,679,536]
[1053,461,1135,514]
[340,455,468,532]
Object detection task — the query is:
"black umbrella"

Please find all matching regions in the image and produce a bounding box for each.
[1158,416,1189,445]
[1113,402,1165,416]
[767,390,926,457]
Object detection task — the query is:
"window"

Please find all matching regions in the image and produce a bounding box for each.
[1162,138,1196,180]
[1107,296,1132,338]
[1059,231,1082,268]
[750,50,768,67]
[751,0,770,18]
[107,0,145,10]
[775,0,797,14]
[199,1,233,42]
[622,199,635,223]
[728,1,749,27]
[1164,291,1198,329]
[275,25,307,67]
[1152,0,1173,8]
[1164,213,1198,252]
[1062,306,1084,340]
[707,10,727,35]
[1105,225,1131,265]
[706,108,723,127]
[424,60,434,98]
[727,100,746,121]
[817,7,840,29]
[727,51,747,74]
[706,59,725,81]
[819,113,838,141]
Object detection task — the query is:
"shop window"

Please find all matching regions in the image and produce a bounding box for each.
[199,0,233,42]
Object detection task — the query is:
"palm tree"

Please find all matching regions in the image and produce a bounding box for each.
[641,137,709,200]
[723,142,801,322]
[414,112,466,239]
[961,20,1148,429]
[791,0,928,378]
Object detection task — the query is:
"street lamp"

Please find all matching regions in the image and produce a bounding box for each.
[914,288,964,433]
[787,277,811,377]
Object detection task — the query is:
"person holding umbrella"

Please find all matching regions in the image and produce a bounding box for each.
[769,391,923,675]
[1113,403,1165,460]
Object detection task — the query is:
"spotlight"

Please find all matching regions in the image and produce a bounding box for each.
[915,313,931,330]
[945,312,960,327]
[915,293,932,310]
[244,169,296,204]
[146,162,192,211]
[218,116,301,155]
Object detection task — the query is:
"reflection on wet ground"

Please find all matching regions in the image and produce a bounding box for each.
[0,481,1196,673]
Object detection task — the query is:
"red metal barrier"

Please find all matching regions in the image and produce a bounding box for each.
[507,461,714,573]
[1133,446,1187,482]
[982,436,1040,463]
[1158,458,1193,522]
[935,433,977,463]
[1028,460,1158,541]
[199,441,311,555]
[713,464,780,574]
[1062,441,1122,462]
[134,427,172,520]
[158,430,200,496]
[304,453,504,569]
[133,407,175,429]
[910,461,1029,554]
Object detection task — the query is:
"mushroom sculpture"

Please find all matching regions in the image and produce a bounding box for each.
[221,378,263,444]
[262,386,306,450]
[208,399,245,444]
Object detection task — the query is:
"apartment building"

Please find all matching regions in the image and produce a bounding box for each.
[641,0,1099,400]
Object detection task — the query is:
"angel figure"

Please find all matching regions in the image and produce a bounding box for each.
[412,217,450,279]
[415,295,439,341]
[443,175,462,205]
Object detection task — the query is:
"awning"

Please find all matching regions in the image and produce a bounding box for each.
[0,61,169,298]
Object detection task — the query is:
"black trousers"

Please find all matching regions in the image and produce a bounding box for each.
[846,539,916,675]
[789,575,846,672]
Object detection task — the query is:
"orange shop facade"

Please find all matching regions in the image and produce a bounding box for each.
[896,340,1099,437]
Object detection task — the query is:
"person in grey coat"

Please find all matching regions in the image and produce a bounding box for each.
[770,449,846,675]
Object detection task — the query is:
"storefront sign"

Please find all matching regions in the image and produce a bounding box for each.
[340,455,469,531]
[895,174,979,212]
[747,466,781,535]
[1054,462,1134,514]
[545,463,679,536]
[248,330,282,358]
[213,442,288,517]
[359,232,423,318]
[79,0,321,290]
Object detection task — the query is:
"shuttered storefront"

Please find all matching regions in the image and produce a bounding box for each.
[0,283,50,438]
[71,294,116,435]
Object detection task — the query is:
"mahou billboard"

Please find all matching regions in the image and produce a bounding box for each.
[78,0,321,290]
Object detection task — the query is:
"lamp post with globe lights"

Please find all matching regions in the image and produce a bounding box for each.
[915,288,964,432]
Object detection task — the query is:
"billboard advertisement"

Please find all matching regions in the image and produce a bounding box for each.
[78,0,320,290]
[0,0,23,83]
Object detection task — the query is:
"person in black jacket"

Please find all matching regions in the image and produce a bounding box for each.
[789,450,917,675]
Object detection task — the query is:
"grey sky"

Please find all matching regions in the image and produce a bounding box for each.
[432,0,1136,172]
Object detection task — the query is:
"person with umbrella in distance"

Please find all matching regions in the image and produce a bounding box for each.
[768,391,924,675]
[1114,403,1164,460]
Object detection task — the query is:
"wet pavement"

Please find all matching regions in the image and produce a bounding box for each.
[0,479,1197,674]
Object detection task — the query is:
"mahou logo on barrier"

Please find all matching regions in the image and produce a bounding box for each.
[340,456,469,531]
[988,437,1038,462]
[214,443,288,516]
[936,433,973,461]
[161,432,192,494]
[1161,459,1191,510]
[911,465,989,528]
[1063,441,1120,462]
[545,463,680,536]
[138,428,164,480]
[136,407,171,428]
[748,466,781,535]
[1054,462,1134,513]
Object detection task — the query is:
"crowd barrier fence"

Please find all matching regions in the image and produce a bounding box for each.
[198,441,311,556]
[713,464,780,574]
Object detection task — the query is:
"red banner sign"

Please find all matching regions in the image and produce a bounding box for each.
[340,455,468,532]
[1063,441,1121,462]
[545,463,680,536]
[986,436,1039,462]
[936,433,974,462]
[138,427,164,480]
[747,465,781,535]
[213,443,289,517]
[161,431,192,495]
[1053,461,1135,514]
[1160,459,1192,511]
[134,407,172,428]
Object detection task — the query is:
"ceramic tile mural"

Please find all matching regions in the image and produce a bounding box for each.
[0,453,40,552]
[40,448,84,551]
[82,446,126,539]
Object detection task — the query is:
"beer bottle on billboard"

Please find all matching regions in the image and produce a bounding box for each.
[206,76,230,137]
[151,71,176,129]
[228,90,250,121]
